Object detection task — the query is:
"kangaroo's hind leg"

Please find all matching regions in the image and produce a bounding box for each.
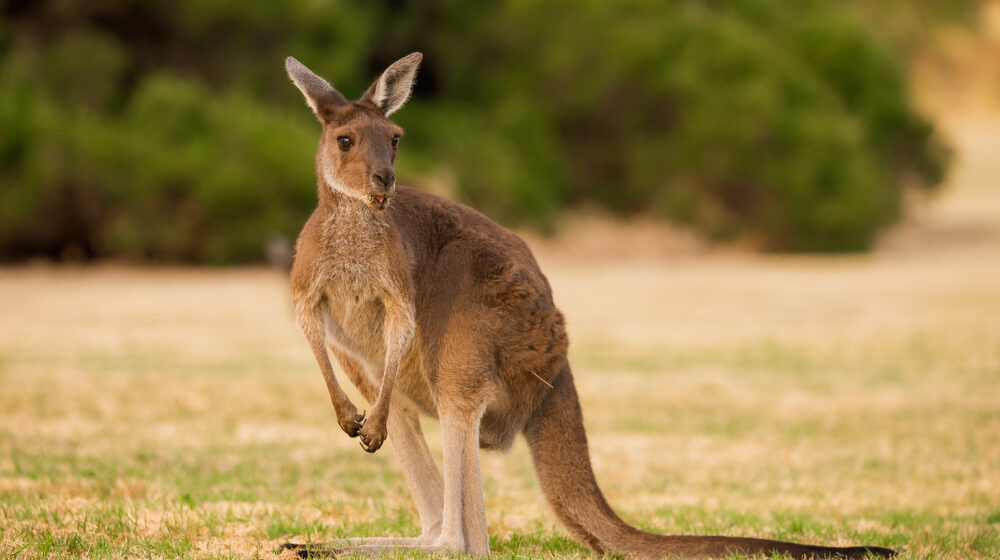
[282,402,490,558]
[379,404,445,542]
[432,402,490,556]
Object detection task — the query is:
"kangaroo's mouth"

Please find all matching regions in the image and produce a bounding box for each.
[367,194,390,212]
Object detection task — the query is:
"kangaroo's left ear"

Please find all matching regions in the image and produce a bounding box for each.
[362,52,423,116]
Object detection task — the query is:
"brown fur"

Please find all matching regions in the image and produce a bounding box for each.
[281,54,895,559]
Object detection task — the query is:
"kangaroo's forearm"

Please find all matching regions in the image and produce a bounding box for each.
[356,302,414,453]
[297,307,364,436]
[310,335,352,409]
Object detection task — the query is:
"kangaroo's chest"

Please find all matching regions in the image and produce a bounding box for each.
[319,260,391,367]
[317,209,393,357]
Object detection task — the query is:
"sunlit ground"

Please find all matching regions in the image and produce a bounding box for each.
[1,121,998,559]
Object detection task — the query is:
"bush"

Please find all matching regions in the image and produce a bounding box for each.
[397,0,950,250]
[0,0,950,262]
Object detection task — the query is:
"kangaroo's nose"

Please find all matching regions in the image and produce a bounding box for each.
[372,169,395,191]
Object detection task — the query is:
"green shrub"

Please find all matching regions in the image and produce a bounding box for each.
[0,0,950,262]
[397,0,950,250]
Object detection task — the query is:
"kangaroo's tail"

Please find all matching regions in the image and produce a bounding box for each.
[522,362,895,559]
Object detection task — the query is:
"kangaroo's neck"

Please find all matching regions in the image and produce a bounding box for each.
[319,177,391,228]
[314,180,396,268]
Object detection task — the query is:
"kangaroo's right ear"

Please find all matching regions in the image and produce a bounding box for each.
[285,56,348,123]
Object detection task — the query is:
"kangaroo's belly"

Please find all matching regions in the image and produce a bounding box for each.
[323,290,386,367]
[322,292,437,417]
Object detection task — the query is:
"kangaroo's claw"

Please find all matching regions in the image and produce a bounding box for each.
[357,414,386,453]
[336,406,366,438]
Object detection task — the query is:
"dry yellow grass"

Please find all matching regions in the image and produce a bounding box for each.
[1,124,998,559]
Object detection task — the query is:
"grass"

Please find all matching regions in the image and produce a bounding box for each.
[2,126,999,558]
[0,256,997,560]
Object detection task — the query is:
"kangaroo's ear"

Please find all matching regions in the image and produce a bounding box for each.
[285,56,348,122]
[362,52,422,117]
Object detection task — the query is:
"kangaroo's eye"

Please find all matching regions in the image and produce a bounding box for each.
[391,135,400,149]
[337,136,353,151]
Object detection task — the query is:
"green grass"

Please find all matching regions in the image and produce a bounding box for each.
[0,264,997,559]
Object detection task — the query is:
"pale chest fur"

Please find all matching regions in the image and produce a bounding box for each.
[313,206,397,370]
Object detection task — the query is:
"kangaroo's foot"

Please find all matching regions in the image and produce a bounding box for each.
[280,541,337,558]
[280,536,459,558]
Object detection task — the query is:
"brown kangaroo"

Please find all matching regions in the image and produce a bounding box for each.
[281,53,895,559]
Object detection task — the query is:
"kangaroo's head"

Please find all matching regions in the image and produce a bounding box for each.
[286,53,422,213]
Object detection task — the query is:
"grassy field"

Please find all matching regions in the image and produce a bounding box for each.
[2,121,999,559]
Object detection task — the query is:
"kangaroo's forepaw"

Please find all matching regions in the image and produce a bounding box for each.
[358,416,387,453]
[335,405,366,438]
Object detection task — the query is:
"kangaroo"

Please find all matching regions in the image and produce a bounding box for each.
[281,53,895,559]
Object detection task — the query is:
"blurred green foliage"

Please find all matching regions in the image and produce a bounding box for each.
[844,0,980,53]
[0,0,952,262]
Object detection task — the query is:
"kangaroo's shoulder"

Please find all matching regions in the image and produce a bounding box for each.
[390,186,535,259]
[390,186,553,306]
